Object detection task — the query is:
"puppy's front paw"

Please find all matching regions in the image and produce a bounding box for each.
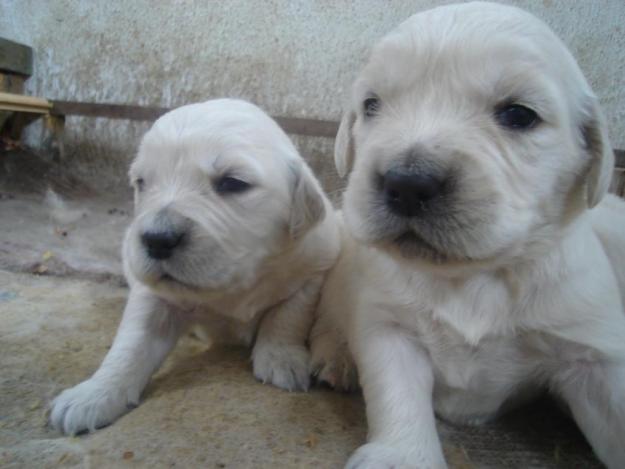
[252,343,310,391]
[346,443,446,469]
[311,341,358,392]
[346,443,411,469]
[50,379,139,435]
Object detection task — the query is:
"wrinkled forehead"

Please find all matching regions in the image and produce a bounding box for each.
[357,5,580,107]
[131,109,295,181]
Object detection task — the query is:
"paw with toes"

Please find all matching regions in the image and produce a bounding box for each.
[252,343,311,391]
[50,379,139,435]
[311,341,358,392]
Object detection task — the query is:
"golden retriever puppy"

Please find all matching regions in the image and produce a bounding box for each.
[311,2,625,468]
[50,99,341,435]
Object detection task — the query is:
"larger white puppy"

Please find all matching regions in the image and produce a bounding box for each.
[313,2,625,468]
[50,99,340,435]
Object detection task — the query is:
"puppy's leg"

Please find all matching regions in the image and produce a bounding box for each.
[347,321,446,469]
[50,287,182,435]
[309,300,358,392]
[551,361,625,469]
[252,275,322,391]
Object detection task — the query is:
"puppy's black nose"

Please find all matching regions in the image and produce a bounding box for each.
[383,169,443,217]
[141,230,184,260]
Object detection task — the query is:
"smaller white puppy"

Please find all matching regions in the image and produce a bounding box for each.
[313,2,625,468]
[50,99,340,435]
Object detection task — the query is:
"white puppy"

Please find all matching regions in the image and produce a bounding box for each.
[50,99,341,435]
[312,2,625,468]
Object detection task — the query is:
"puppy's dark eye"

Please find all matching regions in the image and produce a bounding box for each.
[495,104,540,130]
[134,178,145,192]
[363,96,380,118]
[215,176,252,195]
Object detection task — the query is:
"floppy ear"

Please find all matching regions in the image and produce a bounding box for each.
[581,96,614,208]
[334,110,356,178]
[288,161,326,239]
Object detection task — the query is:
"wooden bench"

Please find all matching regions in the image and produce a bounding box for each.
[0,38,65,159]
[0,91,65,160]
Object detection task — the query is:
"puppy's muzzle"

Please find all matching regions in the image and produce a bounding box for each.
[141,230,185,260]
[378,143,452,219]
[139,208,189,260]
[382,169,445,217]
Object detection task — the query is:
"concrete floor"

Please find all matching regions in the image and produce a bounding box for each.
[0,149,603,468]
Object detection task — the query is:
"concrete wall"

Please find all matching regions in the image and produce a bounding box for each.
[1,0,624,191]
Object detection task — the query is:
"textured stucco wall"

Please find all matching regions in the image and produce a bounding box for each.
[1,0,624,191]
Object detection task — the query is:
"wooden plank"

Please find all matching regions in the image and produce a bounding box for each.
[0,92,51,108]
[0,92,51,112]
[51,101,168,121]
[0,38,33,76]
[0,72,26,94]
[0,74,26,131]
[273,116,338,138]
[51,100,339,138]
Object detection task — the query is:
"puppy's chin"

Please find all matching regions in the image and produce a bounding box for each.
[351,213,495,272]
[376,228,533,278]
[128,259,237,302]
[129,265,199,298]
[143,272,199,294]
[368,232,469,274]
[387,231,455,264]
[375,239,494,280]
[344,200,517,273]
[345,206,467,266]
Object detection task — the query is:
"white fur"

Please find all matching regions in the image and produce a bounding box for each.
[312,3,625,468]
[50,99,341,435]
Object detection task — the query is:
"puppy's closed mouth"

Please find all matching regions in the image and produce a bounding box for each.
[394,230,436,249]
[158,273,197,290]
[391,231,449,263]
